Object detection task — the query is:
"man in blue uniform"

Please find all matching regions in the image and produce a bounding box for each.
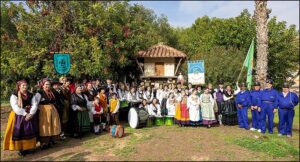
[260,79,278,134]
[235,82,251,130]
[250,81,262,132]
[278,82,299,137]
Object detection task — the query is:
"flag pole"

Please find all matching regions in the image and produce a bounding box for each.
[236,38,254,84]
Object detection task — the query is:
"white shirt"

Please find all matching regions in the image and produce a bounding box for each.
[148,104,161,117]
[10,94,38,116]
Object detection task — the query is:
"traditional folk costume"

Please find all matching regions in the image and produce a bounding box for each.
[98,92,109,128]
[174,94,182,124]
[148,103,161,117]
[35,88,61,146]
[60,85,71,135]
[160,89,169,116]
[109,98,120,125]
[156,88,164,104]
[3,81,38,153]
[127,91,138,102]
[166,96,176,116]
[84,87,97,131]
[187,94,201,126]
[70,92,90,137]
[137,89,144,101]
[92,103,103,134]
[200,93,216,126]
[222,90,238,125]
[179,95,190,126]
[143,90,154,104]
[214,88,225,125]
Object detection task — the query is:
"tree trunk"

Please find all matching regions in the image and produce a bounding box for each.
[254,0,270,88]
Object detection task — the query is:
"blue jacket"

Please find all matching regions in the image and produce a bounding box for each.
[250,90,262,107]
[278,92,299,109]
[235,90,251,108]
[261,88,279,108]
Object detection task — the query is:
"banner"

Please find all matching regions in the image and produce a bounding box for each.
[187,60,205,85]
[243,39,254,89]
[53,53,71,75]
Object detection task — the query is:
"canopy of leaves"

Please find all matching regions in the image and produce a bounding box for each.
[1,2,299,100]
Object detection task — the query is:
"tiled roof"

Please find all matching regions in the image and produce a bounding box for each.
[137,43,186,58]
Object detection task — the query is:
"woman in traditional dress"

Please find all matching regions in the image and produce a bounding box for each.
[70,84,90,137]
[222,85,238,125]
[166,93,176,116]
[97,87,109,131]
[175,91,184,125]
[160,85,169,116]
[156,84,164,104]
[59,76,71,138]
[148,98,161,117]
[91,97,103,135]
[3,80,39,156]
[35,78,61,149]
[180,93,190,126]
[143,86,154,104]
[137,86,144,102]
[84,82,97,132]
[187,90,201,126]
[200,87,217,128]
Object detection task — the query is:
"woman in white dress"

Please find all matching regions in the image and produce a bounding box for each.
[148,98,161,117]
[166,93,176,116]
[187,89,201,126]
[143,86,153,104]
[200,87,217,128]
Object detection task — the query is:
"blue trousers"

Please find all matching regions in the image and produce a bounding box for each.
[278,109,294,135]
[251,109,261,129]
[261,102,274,133]
[237,107,249,128]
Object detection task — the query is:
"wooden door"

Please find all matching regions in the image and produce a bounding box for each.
[155,62,164,76]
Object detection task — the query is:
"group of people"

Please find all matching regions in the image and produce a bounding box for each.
[3,76,299,157]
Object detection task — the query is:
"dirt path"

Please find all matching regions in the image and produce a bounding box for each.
[1,105,299,161]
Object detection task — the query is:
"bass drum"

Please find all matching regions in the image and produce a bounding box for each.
[128,107,149,129]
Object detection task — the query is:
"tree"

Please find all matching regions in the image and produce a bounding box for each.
[254,0,270,88]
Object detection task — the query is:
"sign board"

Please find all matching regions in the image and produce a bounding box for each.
[53,53,71,75]
[187,60,205,85]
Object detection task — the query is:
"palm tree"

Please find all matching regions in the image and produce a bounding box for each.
[254,0,270,88]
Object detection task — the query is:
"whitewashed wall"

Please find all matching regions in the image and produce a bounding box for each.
[144,58,175,76]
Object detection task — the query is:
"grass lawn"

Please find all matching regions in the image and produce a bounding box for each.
[0,103,299,161]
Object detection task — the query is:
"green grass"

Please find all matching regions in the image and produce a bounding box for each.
[248,105,299,129]
[113,146,137,157]
[229,136,299,158]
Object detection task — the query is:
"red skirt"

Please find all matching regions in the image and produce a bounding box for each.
[180,103,189,125]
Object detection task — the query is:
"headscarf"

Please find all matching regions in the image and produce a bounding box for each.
[16,80,27,108]
[39,78,55,99]
[39,78,50,89]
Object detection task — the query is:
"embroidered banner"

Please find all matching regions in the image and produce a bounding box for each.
[53,53,71,75]
[187,60,205,85]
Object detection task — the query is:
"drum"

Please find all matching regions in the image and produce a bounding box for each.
[155,117,164,126]
[147,116,155,127]
[120,100,129,109]
[110,125,124,138]
[164,116,174,126]
[128,107,149,129]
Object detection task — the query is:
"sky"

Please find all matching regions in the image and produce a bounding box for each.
[129,1,299,29]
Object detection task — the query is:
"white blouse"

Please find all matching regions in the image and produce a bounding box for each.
[10,94,38,116]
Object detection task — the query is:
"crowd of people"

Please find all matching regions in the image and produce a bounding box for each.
[2,76,299,156]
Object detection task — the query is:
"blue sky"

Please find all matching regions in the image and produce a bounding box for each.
[129,1,299,29]
[12,1,299,29]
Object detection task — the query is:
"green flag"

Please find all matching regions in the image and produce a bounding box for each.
[243,39,254,89]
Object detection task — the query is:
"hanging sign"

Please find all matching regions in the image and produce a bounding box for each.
[187,60,205,85]
[53,53,71,75]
